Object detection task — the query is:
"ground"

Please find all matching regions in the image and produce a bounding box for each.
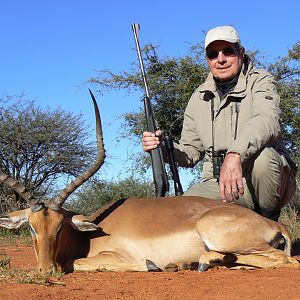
[1,242,300,300]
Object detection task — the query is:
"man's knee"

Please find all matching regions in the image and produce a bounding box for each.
[250,147,282,182]
[244,147,296,220]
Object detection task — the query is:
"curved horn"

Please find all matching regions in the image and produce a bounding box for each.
[0,171,44,212]
[49,90,106,210]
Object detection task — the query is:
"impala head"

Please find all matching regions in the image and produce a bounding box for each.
[0,90,105,273]
[29,208,64,272]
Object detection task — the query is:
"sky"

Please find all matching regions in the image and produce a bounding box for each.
[1,0,300,191]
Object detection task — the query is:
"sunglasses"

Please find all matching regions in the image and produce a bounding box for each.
[206,47,237,60]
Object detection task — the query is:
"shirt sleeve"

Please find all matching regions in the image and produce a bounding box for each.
[171,96,205,167]
[227,71,281,163]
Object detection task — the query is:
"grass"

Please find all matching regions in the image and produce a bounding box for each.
[0,226,66,286]
[280,204,300,241]
[0,225,32,246]
[0,252,65,286]
[0,220,65,285]
[279,204,300,256]
[0,253,10,268]
[0,267,65,286]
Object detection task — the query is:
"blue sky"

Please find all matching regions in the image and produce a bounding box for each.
[1,0,300,190]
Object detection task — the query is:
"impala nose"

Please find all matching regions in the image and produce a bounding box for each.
[38,263,57,274]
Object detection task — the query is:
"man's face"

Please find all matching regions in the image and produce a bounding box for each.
[206,40,244,81]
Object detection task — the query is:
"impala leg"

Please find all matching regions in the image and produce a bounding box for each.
[198,251,229,272]
[163,262,195,272]
[198,249,299,271]
[234,249,300,269]
[73,251,158,272]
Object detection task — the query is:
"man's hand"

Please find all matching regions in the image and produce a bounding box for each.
[142,130,163,152]
[219,152,244,203]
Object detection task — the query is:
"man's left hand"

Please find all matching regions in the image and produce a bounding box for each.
[219,152,244,203]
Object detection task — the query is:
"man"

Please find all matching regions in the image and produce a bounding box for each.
[142,25,297,221]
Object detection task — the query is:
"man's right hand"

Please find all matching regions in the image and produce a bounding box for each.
[142,130,163,152]
[219,152,244,203]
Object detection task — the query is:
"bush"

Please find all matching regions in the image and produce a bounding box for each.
[65,177,155,215]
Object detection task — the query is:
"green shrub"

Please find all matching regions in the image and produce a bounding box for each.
[65,177,155,215]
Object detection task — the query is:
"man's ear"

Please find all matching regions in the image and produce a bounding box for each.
[240,46,245,60]
[0,208,31,229]
[65,215,99,232]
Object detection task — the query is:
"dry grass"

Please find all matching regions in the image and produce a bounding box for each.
[0,253,10,268]
[279,203,300,256]
[0,243,65,286]
[0,269,65,286]
[279,204,300,241]
[0,254,65,286]
[0,227,66,286]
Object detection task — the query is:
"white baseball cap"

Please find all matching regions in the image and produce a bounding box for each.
[205,26,241,49]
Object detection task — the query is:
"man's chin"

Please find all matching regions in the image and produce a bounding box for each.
[215,72,235,82]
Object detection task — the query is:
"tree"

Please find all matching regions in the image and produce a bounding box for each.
[267,42,300,174]
[0,95,96,213]
[274,43,300,211]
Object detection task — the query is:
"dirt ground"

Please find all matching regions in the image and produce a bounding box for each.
[1,243,300,300]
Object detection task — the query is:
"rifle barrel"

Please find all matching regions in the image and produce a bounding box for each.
[132,23,150,98]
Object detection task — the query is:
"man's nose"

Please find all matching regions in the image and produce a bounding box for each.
[217,51,227,63]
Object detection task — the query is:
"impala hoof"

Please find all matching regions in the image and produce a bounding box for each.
[146,259,161,272]
[164,263,178,272]
[198,263,209,272]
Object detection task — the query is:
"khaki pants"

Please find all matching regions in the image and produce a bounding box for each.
[184,147,297,221]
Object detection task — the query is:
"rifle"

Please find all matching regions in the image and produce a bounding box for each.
[131,23,183,197]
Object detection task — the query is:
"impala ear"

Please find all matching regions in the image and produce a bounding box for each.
[0,208,31,229]
[66,215,99,232]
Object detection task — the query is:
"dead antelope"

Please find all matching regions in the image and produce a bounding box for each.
[0,93,299,273]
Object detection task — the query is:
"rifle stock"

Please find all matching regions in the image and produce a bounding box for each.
[144,96,169,197]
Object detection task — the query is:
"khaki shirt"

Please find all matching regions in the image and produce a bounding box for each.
[172,55,295,181]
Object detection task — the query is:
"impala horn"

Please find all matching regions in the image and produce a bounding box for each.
[48,90,105,211]
[0,171,44,212]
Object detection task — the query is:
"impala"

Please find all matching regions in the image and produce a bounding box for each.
[0,93,299,273]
